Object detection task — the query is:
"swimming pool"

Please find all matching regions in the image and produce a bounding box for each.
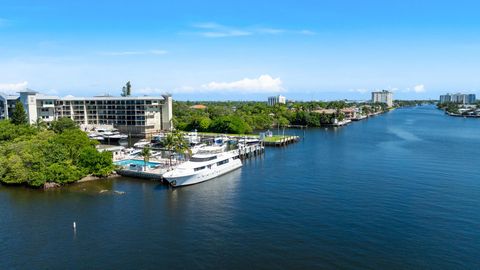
[115,159,161,168]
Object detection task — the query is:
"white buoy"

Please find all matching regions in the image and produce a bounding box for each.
[73,222,76,229]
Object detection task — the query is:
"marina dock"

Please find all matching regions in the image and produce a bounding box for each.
[115,139,265,182]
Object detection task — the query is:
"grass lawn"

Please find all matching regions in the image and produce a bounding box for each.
[197,132,260,137]
[263,135,291,142]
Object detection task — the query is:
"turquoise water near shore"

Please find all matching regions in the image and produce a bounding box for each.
[1,105,479,269]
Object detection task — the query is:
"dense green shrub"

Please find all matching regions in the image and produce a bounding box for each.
[0,118,115,187]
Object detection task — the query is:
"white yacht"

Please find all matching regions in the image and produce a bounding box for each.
[162,144,242,187]
[134,139,151,148]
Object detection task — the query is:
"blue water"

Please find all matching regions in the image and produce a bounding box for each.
[1,105,479,269]
[115,159,160,168]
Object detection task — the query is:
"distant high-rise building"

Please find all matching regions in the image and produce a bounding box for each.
[439,93,476,104]
[466,94,476,104]
[268,95,286,106]
[371,90,393,107]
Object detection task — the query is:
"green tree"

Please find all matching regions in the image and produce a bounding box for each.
[140,146,151,170]
[210,115,252,134]
[0,120,37,141]
[277,116,289,137]
[50,117,78,133]
[78,147,115,176]
[164,130,191,165]
[0,121,114,188]
[11,101,28,125]
[34,118,48,131]
[121,81,132,97]
[187,116,212,131]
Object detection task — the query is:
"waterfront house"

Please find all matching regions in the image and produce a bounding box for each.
[312,108,357,120]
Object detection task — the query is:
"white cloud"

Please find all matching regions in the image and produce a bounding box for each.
[413,84,426,93]
[201,75,284,93]
[99,50,168,56]
[348,88,368,94]
[0,81,28,93]
[192,22,224,29]
[192,22,252,37]
[257,28,286,34]
[150,75,285,94]
[298,30,317,35]
[190,22,315,38]
[403,84,426,93]
[202,30,252,38]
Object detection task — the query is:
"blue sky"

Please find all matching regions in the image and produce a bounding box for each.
[1,0,480,100]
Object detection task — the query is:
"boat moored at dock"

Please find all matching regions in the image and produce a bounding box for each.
[162,144,242,187]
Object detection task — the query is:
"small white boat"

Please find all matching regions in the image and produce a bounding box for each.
[190,143,207,155]
[214,135,230,145]
[123,148,141,158]
[134,139,151,148]
[104,134,128,139]
[184,130,201,144]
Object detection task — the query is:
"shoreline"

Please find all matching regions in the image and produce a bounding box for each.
[76,173,122,183]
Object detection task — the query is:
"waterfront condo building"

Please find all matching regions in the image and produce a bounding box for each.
[268,95,286,106]
[371,90,394,107]
[0,90,173,137]
[439,93,476,104]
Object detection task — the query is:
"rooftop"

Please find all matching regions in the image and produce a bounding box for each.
[1,91,169,101]
[61,95,167,101]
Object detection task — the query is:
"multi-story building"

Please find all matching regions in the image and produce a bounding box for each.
[0,93,21,119]
[0,90,173,137]
[439,93,476,104]
[371,90,393,107]
[267,95,286,106]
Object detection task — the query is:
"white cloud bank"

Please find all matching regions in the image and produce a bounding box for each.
[0,81,28,93]
[201,75,284,92]
[137,75,285,95]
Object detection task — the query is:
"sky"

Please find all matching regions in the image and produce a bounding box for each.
[1,0,480,101]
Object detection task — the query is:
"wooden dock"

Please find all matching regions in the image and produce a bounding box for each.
[238,143,265,159]
[263,136,300,147]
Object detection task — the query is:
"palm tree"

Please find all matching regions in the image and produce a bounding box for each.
[140,146,151,171]
[164,130,191,167]
[34,118,48,131]
[277,116,289,138]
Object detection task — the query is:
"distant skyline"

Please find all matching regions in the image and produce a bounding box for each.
[1,0,480,100]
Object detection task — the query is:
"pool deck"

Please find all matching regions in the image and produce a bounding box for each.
[115,158,183,181]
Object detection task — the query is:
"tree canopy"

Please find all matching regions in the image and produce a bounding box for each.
[0,118,115,188]
[121,81,132,97]
[11,101,28,125]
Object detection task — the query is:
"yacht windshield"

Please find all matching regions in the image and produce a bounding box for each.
[190,156,217,162]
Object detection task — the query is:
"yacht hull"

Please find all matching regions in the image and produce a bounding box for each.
[164,160,242,187]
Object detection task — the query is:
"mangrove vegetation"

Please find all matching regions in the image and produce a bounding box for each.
[0,118,115,188]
